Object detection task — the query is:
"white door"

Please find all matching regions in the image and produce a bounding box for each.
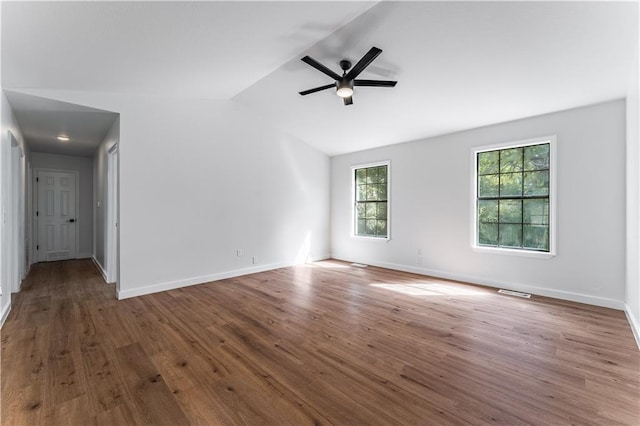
[36,170,77,262]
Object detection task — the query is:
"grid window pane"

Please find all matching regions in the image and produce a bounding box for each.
[479,223,498,245]
[500,172,523,196]
[377,202,388,220]
[524,144,550,171]
[479,174,499,197]
[500,148,523,173]
[365,185,377,201]
[499,224,522,247]
[367,168,378,184]
[523,199,549,225]
[365,203,376,219]
[355,165,388,238]
[478,200,498,223]
[524,171,549,196]
[523,225,549,250]
[478,151,499,175]
[378,166,388,183]
[378,184,388,201]
[477,142,550,252]
[499,200,522,224]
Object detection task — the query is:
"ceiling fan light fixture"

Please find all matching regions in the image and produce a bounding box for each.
[336,86,353,98]
[336,80,353,98]
[299,47,396,105]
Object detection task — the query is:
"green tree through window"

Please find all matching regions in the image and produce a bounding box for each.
[477,143,550,251]
[354,164,388,238]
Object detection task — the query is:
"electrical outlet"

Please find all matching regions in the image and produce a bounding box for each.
[236,249,242,257]
[252,256,257,265]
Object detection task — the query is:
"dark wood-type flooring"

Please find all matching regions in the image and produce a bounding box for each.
[1,259,639,425]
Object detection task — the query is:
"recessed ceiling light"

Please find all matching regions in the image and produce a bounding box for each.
[57,136,70,141]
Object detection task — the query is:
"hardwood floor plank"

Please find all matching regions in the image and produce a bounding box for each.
[2,259,638,425]
[1,325,49,395]
[91,402,139,426]
[80,336,129,415]
[40,394,91,426]
[45,331,86,406]
[115,342,190,425]
[171,384,243,426]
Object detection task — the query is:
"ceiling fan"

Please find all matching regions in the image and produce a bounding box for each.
[298,47,397,106]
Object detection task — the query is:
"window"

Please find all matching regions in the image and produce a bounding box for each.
[474,138,554,254]
[353,162,389,239]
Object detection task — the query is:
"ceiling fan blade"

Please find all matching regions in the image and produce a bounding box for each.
[343,96,353,106]
[345,47,382,80]
[299,84,335,96]
[301,56,341,80]
[354,79,397,87]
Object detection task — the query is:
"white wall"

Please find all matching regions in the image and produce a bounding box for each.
[332,100,626,309]
[12,90,331,299]
[113,98,330,298]
[1,90,29,326]
[30,152,93,258]
[626,36,640,345]
[93,116,119,274]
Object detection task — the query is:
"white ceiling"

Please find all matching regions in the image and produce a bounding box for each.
[236,1,639,155]
[4,91,118,157]
[2,1,638,156]
[2,1,375,98]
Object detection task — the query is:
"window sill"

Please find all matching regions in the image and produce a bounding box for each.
[472,245,555,259]
[352,235,391,242]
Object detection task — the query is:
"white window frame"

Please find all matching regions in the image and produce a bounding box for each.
[351,160,391,241]
[471,136,557,259]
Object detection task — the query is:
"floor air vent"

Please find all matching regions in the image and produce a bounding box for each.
[350,263,368,268]
[498,289,531,298]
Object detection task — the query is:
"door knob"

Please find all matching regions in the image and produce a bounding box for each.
[68,218,76,223]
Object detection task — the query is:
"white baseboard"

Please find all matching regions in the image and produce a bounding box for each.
[92,256,108,283]
[625,304,640,350]
[117,261,292,300]
[1,302,11,328]
[308,254,331,262]
[77,252,93,259]
[331,255,625,310]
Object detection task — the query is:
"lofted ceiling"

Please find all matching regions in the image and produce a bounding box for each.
[2,1,638,157]
[236,1,639,155]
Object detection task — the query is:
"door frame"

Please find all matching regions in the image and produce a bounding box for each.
[9,131,25,293]
[32,168,81,263]
[106,144,119,285]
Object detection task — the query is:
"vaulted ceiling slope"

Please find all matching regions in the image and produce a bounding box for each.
[236,1,639,155]
[2,1,638,156]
